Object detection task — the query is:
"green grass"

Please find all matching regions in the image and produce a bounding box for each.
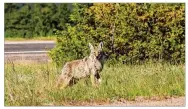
[5,36,56,41]
[4,62,185,106]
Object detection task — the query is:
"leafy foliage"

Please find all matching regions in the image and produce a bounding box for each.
[5,3,71,38]
[49,3,185,66]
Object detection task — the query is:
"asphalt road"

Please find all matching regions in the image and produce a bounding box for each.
[4,41,56,63]
[5,41,55,53]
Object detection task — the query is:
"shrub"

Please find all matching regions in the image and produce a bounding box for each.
[49,3,185,66]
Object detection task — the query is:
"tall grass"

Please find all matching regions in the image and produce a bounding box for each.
[5,62,185,106]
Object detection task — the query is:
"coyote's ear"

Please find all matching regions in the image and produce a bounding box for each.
[89,43,94,52]
[98,42,103,50]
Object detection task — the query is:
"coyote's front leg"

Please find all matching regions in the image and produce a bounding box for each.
[90,74,95,87]
[95,71,102,85]
[90,70,101,87]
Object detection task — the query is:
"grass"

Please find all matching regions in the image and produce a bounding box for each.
[5,36,56,41]
[4,62,185,106]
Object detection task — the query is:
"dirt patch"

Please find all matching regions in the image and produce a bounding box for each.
[104,96,185,106]
[55,96,185,106]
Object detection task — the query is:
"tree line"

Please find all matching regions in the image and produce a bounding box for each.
[5,3,72,38]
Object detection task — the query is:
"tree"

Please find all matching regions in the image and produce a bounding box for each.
[5,3,71,38]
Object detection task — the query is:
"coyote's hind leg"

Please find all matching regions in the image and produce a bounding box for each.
[56,75,72,90]
[59,76,72,90]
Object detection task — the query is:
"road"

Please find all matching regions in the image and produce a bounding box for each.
[4,41,56,63]
[5,41,55,53]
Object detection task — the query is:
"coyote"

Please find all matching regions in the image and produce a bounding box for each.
[56,42,104,89]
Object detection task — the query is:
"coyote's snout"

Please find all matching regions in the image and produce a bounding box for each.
[56,42,104,89]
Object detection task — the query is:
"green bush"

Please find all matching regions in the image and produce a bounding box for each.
[49,3,185,66]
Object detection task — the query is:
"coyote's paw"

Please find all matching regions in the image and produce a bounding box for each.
[98,79,102,84]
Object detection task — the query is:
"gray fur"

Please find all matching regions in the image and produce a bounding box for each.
[56,42,104,89]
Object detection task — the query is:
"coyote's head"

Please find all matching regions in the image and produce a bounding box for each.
[88,42,103,60]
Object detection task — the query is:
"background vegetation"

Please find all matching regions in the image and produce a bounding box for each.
[5,3,71,38]
[48,3,185,66]
[5,3,185,65]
